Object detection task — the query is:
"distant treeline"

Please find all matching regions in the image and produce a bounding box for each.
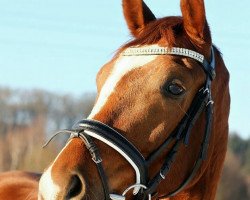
[0,87,249,200]
[0,87,95,172]
[217,134,250,200]
[0,87,95,134]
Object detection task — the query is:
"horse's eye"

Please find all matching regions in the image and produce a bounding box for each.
[167,83,185,96]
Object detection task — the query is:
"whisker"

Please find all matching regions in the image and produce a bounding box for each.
[174,102,190,118]
[88,187,99,200]
[24,191,35,200]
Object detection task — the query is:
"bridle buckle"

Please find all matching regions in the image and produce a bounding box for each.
[109,194,125,200]
[92,157,102,164]
[109,184,152,200]
[206,100,214,107]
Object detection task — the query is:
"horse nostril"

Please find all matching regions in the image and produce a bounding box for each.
[66,175,82,199]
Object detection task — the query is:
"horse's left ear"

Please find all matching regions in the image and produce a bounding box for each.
[122,0,156,37]
[181,0,211,46]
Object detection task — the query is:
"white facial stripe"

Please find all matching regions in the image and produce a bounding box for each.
[88,45,160,119]
[39,166,60,200]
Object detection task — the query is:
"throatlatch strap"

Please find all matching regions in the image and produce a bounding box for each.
[144,85,210,197]
[156,80,214,199]
[158,98,214,199]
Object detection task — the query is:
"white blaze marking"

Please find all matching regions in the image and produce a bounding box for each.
[88,45,159,118]
[39,166,60,200]
[39,45,159,199]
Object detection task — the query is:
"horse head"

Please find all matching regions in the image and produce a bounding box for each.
[39,0,230,199]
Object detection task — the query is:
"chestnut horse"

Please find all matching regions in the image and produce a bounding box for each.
[0,0,230,200]
[0,171,40,200]
[38,0,230,199]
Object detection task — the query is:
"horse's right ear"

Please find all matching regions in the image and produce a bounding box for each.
[181,0,211,47]
[122,0,156,37]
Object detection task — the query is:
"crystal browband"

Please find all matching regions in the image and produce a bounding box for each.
[122,46,205,64]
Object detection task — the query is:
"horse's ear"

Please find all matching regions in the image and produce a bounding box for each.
[122,0,156,37]
[181,0,211,46]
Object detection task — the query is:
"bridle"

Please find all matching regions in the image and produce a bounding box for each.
[44,46,216,200]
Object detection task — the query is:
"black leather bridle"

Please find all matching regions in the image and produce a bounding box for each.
[44,46,216,200]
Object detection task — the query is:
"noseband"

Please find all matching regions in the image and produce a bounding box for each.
[44,46,216,200]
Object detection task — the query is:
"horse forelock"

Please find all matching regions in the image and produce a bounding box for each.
[120,17,190,50]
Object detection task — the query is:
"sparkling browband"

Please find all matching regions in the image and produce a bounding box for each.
[122,47,205,63]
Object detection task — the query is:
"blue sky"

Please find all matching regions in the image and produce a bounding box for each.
[0,0,249,138]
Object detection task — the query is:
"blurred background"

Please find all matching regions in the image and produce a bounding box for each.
[0,0,249,199]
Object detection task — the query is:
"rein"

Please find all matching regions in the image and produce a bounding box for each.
[44,46,216,200]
